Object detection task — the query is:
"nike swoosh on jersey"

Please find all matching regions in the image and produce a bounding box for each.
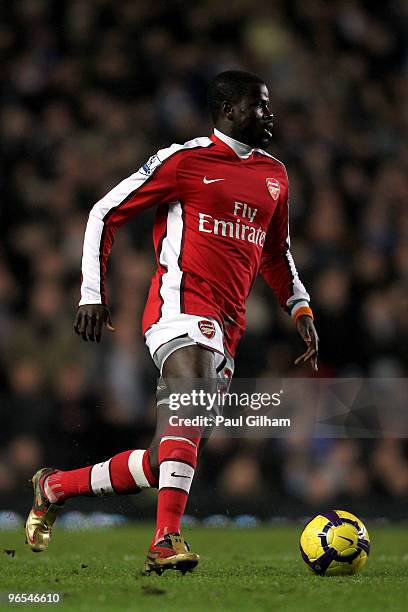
[203,177,225,184]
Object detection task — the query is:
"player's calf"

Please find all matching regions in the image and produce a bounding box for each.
[43,449,157,503]
[25,449,158,552]
[143,436,200,574]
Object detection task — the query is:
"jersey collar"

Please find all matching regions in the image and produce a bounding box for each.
[213,128,254,159]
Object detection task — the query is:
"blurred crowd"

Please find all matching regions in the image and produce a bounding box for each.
[1,0,408,515]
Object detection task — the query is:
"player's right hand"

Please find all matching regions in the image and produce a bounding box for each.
[74,304,115,343]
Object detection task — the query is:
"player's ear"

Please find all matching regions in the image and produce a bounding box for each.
[221,100,234,120]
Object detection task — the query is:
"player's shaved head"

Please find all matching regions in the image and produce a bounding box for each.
[207,70,266,122]
[207,70,273,148]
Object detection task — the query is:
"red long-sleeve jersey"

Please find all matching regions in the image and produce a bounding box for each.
[79,130,310,357]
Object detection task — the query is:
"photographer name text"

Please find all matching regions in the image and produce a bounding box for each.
[168,415,291,428]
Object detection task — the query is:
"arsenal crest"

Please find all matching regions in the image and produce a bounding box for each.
[266,178,280,200]
[198,320,216,339]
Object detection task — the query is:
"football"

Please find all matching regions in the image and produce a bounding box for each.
[300,510,370,576]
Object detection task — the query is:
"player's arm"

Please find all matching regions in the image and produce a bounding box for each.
[74,149,180,342]
[259,169,319,370]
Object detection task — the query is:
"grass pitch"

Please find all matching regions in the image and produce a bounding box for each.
[0,524,407,611]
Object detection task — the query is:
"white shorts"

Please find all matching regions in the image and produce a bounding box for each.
[145,313,233,376]
[145,314,224,358]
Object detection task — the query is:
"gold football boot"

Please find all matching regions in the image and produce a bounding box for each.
[25,468,64,552]
[144,533,199,575]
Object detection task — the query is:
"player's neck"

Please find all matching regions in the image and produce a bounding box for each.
[213,127,254,159]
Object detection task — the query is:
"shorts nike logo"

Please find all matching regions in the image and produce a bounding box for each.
[203,177,225,184]
[338,535,354,546]
[171,472,191,478]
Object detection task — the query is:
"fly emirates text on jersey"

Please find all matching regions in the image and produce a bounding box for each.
[198,201,266,247]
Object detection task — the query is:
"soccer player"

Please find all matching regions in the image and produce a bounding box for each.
[25,71,318,574]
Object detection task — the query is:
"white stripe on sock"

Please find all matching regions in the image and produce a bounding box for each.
[128,450,150,488]
[159,460,194,493]
[90,459,114,495]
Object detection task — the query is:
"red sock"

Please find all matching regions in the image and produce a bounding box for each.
[45,449,158,503]
[153,437,198,544]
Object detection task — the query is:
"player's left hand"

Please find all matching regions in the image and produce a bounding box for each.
[294,315,319,371]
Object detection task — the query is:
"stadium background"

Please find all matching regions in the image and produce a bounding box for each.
[1,0,407,522]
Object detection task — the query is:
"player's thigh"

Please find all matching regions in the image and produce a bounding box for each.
[163,344,218,419]
[149,344,218,469]
[162,343,217,379]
